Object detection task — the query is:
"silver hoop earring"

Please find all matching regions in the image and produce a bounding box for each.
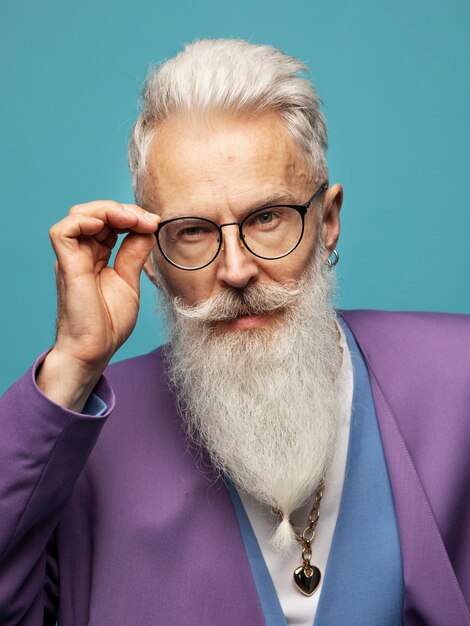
[326,249,339,269]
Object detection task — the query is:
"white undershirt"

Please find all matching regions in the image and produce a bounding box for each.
[238,326,354,625]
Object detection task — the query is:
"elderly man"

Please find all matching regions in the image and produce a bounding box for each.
[0,39,469,626]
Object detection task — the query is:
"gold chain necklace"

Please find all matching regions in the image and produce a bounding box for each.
[292,484,324,596]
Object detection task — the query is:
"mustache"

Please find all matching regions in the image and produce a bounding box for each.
[172,279,304,322]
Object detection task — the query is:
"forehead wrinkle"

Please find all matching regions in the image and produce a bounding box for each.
[144,166,309,221]
[143,113,314,219]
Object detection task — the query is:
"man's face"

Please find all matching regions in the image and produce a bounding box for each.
[144,112,342,329]
[146,113,344,538]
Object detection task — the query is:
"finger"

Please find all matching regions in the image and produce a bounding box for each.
[93,224,113,243]
[68,201,161,234]
[70,200,145,213]
[94,250,113,275]
[88,224,118,251]
[50,216,117,276]
[50,216,106,257]
[52,217,116,254]
[113,232,156,294]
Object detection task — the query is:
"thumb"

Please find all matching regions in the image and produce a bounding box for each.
[114,232,156,294]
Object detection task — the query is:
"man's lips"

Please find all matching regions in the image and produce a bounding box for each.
[218,312,272,330]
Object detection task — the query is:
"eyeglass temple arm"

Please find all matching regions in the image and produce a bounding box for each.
[306,182,329,207]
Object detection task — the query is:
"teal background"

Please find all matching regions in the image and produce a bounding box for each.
[1,0,469,393]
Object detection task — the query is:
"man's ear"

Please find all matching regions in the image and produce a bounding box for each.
[143,254,161,288]
[321,183,343,252]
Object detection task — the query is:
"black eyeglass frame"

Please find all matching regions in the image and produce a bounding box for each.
[155,181,328,271]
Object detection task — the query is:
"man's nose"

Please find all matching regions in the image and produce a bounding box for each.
[215,224,260,289]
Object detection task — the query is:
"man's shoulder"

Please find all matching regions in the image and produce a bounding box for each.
[340,309,470,357]
[340,308,470,333]
[340,309,470,394]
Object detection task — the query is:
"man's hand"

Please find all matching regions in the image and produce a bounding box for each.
[36,201,161,412]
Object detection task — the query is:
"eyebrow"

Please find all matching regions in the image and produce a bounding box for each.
[254,192,300,208]
[228,193,298,222]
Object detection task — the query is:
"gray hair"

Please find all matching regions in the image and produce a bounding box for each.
[128,39,328,204]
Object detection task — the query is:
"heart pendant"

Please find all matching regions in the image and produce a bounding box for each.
[293,565,321,596]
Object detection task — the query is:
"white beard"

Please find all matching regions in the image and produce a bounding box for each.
[161,254,342,553]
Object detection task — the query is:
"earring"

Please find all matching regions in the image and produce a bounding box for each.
[326,249,339,269]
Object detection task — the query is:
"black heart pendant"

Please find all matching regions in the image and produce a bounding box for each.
[293,565,321,596]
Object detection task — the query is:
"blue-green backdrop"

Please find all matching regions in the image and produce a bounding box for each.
[1,0,469,393]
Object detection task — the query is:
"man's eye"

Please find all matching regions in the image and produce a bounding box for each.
[179,227,202,237]
[248,210,282,228]
[176,226,211,241]
[256,212,275,225]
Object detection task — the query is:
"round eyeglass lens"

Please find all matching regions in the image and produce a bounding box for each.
[158,217,220,269]
[241,206,303,259]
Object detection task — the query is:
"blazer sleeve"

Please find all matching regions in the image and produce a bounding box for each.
[0,355,114,624]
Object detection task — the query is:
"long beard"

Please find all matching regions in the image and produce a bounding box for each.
[161,254,342,553]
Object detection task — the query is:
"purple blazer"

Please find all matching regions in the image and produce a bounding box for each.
[0,310,469,625]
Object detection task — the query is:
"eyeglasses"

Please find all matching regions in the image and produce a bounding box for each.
[155,182,328,271]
